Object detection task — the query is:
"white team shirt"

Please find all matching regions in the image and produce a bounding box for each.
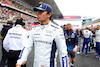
[17,21,68,67]
[83,30,93,38]
[3,25,27,52]
[95,29,100,42]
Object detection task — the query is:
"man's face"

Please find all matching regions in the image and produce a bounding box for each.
[97,25,100,30]
[37,10,51,22]
[66,25,72,31]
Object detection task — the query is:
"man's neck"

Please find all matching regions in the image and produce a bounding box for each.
[41,19,50,25]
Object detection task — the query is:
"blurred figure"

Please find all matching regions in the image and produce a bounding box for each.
[63,24,67,31]
[3,18,27,67]
[95,25,100,59]
[88,28,95,53]
[64,23,78,67]
[0,19,13,67]
[76,29,79,36]
[95,25,100,55]
[77,29,83,54]
[81,27,93,56]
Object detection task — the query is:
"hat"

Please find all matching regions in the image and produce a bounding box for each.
[33,3,53,14]
[15,18,25,26]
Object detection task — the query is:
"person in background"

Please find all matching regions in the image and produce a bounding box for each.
[95,25,100,59]
[64,23,78,67]
[16,3,68,67]
[81,27,93,56]
[94,25,100,55]
[0,19,13,67]
[77,29,82,54]
[76,29,79,36]
[88,28,95,53]
[3,18,27,67]
[63,24,67,31]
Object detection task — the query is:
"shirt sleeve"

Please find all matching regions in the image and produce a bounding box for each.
[55,28,68,67]
[17,30,34,65]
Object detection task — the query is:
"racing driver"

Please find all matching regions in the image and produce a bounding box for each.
[16,3,68,67]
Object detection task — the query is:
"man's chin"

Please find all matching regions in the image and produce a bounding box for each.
[67,29,71,31]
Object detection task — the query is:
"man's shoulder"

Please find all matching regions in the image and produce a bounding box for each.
[22,28,27,33]
[83,30,89,32]
[96,30,100,34]
[50,23,64,34]
[7,27,14,32]
[50,23,59,29]
[2,25,11,29]
[50,22,63,31]
[98,29,100,32]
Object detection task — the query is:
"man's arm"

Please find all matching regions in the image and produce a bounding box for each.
[16,30,34,66]
[55,28,68,67]
[73,33,78,52]
[73,45,78,52]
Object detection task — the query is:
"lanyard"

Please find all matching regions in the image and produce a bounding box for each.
[65,30,73,39]
[68,33,71,38]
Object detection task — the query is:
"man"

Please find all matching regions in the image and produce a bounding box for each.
[3,18,27,67]
[0,19,13,67]
[16,3,68,67]
[63,24,67,31]
[95,25,100,59]
[64,23,78,67]
[81,27,93,56]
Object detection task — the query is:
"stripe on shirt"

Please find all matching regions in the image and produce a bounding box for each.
[18,47,25,59]
[51,25,59,29]
[50,40,57,67]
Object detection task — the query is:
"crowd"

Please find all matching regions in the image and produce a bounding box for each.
[0,0,37,22]
[0,0,35,15]
[0,6,36,21]
[62,24,100,60]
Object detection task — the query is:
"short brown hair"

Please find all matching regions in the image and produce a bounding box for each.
[67,23,72,26]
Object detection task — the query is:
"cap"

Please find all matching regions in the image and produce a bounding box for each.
[15,18,25,26]
[33,3,53,14]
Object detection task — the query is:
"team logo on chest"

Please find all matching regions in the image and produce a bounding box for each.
[46,30,53,34]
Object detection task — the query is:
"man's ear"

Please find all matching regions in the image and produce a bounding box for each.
[47,13,52,18]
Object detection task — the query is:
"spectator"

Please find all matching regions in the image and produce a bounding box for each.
[3,18,27,67]
[64,23,78,67]
[0,19,13,67]
[81,27,93,56]
[95,25,100,59]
